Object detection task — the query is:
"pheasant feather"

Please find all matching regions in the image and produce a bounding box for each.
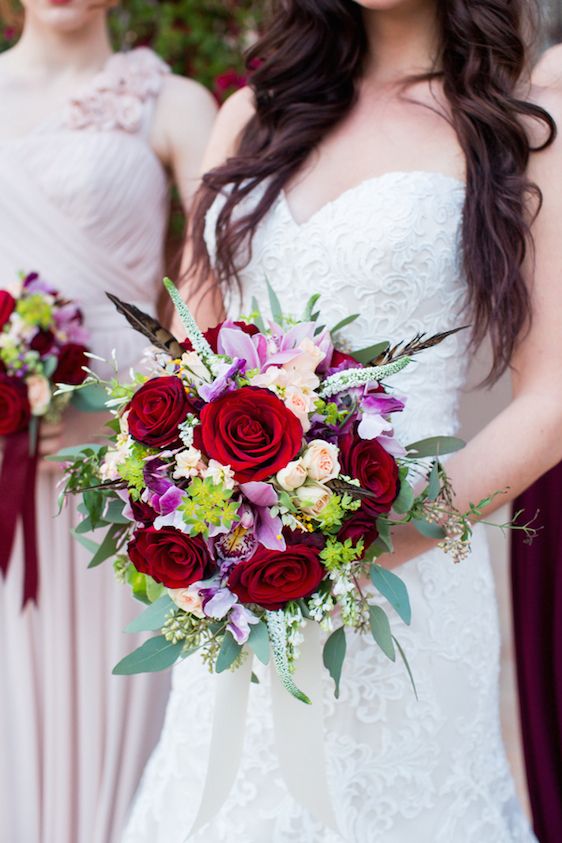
[105,292,185,360]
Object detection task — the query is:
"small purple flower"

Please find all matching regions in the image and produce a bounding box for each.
[143,457,172,496]
[203,587,238,619]
[240,482,285,551]
[198,358,244,402]
[227,603,259,645]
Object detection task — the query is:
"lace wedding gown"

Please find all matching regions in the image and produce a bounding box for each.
[123,171,534,842]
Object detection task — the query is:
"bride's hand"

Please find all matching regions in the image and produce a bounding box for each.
[38,420,64,474]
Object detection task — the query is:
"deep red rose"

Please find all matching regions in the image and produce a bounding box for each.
[181,321,259,354]
[338,511,379,557]
[228,543,325,610]
[127,376,193,448]
[128,497,156,526]
[0,374,31,435]
[53,343,89,386]
[199,385,303,483]
[339,429,399,516]
[30,329,55,355]
[128,527,212,589]
[329,349,360,369]
[0,290,15,329]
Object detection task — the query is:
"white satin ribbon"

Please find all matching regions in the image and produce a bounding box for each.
[186,622,340,839]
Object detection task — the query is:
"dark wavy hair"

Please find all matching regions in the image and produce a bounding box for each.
[191,0,555,382]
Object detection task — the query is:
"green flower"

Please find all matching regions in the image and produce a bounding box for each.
[16,294,53,329]
[180,477,239,537]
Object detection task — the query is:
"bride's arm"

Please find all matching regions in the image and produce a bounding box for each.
[387,89,562,568]
[172,88,256,335]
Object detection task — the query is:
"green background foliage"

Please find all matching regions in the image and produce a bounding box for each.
[1,1,262,98]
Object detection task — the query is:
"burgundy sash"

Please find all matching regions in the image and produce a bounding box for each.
[0,430,39,607]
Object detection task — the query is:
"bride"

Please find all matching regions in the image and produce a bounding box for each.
[123,0,562,840]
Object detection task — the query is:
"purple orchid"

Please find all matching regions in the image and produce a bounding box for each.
[227,603,259,645]
[198,358,245,402]
[218,326,304,374]
[201,585,238,619]
[240,482,286,551]
[358,391,406,440]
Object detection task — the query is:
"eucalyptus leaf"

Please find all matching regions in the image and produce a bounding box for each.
[46,443,104,462]
[266,278,283,325]
[393,480,415,515]
[427,461,440,501]
[251,672,260,685]
[112,636,183,675]
[323,627,347,698]
[88,523,123,568]
[83,489,105,529]
[406,436,465,458]
[351,341,389,366]
[250,296,266,332]
[303,293,321,321]
[330,313,359,336]
[393,635,418,700]
[247,621,270,665]
[370,564,412,625]
[104,499,130,524]
[413,519,446,539]
[216,631,242,673]
[375,518,393,552]
[369,605,396,661]
[42,355,58,378]
[71,531,99,555]
[125,595,174,633]
[71,383,108,413]
[74,516,95,535]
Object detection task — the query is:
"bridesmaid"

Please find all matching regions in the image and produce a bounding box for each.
[511,40,562,843]
[0,2,216,843]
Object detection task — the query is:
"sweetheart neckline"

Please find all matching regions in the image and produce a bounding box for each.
[279,169,466,229]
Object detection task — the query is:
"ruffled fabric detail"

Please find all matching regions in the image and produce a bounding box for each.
[64,48,170,133]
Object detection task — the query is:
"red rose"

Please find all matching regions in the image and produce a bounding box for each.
[30,329,55,355]
[128,527,212,589]
[199,386,303,483]
[181,321,259,354]
[228,543,325,610]
[329,349,360,369]
[339,429,399,516]
[53,343,89,385]
[0,374,31,435]
[128,497,156,526]
[127,376,193,448]
[338,511,379,556]
[0,290,15,328]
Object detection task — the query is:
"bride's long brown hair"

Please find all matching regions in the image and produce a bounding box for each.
[191,0,555,382]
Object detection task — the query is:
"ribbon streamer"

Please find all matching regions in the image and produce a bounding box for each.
[0,430,40,607]
[187,622,341,839]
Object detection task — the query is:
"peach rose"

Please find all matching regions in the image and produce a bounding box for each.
[295,483,332,517]
[26,374,51,416]
[302,440,340,482]
[284,386,312,432]
[277,459,307,492]
[168,585,205,618]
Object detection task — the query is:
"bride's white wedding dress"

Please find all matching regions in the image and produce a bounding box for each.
[122,171,534,842]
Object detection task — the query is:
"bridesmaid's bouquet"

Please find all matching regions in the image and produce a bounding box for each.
[0,271,90,605]
[55,279,490,701]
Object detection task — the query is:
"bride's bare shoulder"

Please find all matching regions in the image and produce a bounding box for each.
[533,44,562,87]
[201,86,256,171]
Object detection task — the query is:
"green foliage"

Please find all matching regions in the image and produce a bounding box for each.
[180,477,239,536]
[323,626,346,699]
[2,3,263,95]
[320,537,365,572]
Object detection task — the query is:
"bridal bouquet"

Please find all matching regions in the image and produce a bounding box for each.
[0,271,90,605]
[56,279,485,702]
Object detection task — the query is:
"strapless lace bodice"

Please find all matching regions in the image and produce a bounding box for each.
[205,170,468,443]
[123,171,534,843]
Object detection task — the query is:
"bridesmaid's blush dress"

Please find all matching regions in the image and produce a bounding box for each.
[0,48,172,843]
